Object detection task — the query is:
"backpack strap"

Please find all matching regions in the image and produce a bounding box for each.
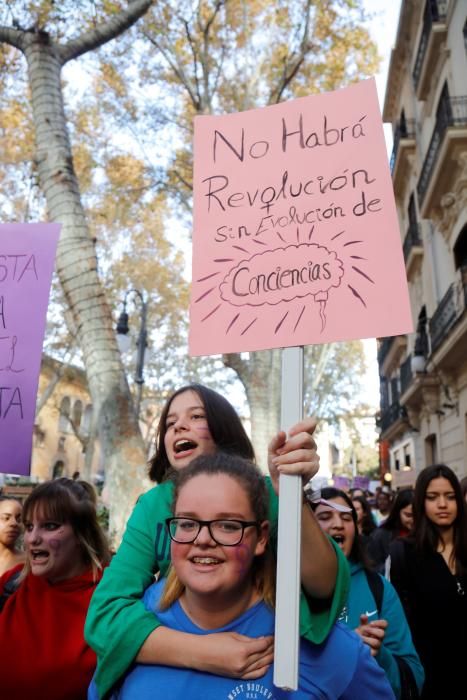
[364,569,384,616]
[366,560,420,699]
[394,655,420,700]
[388,537,412,617]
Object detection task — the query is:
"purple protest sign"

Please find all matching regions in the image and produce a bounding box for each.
[333,475,350,491]
[0,223,60,476]
[352,475,370,491]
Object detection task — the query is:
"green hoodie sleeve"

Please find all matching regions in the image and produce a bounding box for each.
[85,484,174,699]
[264,477,350,642]
[299,539,350,642]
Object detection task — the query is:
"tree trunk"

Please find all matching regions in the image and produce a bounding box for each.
[22,32,148,542]
[223,349,281,471]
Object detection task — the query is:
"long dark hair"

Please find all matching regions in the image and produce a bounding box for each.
[311,487,374,571]
[413,464,467,574]
[22,478,110,580]
[381,488,414,533]
[159,452,275,609]
[149,384,255,482]
[351,495,376,536]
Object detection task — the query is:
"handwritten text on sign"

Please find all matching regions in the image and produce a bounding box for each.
[189,79,412,356]
[0,224,60,476]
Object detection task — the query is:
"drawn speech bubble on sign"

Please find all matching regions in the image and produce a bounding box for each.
[220,243,344,329]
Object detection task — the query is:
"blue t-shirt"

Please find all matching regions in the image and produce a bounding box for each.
[104,580,394,700]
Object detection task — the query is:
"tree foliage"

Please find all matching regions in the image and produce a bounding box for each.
[0,0,381,504]
[138,0,380,455]
[0,0,156,542]
[304,340,367,422]
[139,0,380,188]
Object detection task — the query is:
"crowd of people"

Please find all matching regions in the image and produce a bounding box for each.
[1,383,467,699]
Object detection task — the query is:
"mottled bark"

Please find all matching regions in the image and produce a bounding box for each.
[0,0,153,543]
[223,349,281,471]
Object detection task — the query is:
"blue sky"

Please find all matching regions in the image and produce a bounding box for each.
[362,0,402,405]
[365,0,402,151]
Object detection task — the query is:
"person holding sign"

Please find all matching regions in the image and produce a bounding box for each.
[91,453,394,699]
[86,384,350,699]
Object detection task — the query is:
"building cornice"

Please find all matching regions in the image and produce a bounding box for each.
[383,1,424,123]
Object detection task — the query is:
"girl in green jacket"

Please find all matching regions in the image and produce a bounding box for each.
[85,383,350,698]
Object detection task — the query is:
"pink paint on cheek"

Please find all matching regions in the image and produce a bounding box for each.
[233,543,253,575]
[171,541,189,561]
[193,425,212,441]
[48,538,62,551]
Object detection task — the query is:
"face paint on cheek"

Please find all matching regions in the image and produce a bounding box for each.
[233,543,253,575]
[48,538,62,551]
[171,541,189,566]
[193,425,212,441]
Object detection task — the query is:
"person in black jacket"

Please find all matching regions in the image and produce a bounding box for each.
[388,464,467,700]
[368,489,414,574]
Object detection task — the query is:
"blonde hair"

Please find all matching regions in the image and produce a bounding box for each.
[159,453,276,610]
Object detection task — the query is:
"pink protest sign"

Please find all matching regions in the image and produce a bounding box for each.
[190,78,413,356]
[0,223,60,476]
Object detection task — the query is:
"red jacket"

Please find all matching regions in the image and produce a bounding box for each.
[0,564,102,700]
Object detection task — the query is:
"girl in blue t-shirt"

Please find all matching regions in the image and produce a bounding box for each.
[105,453,395,700]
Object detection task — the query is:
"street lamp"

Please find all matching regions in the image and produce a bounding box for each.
[116,289,148,419]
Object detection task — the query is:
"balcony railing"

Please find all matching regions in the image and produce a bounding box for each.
[412,0,448,90]
[400,355,413,396]
[378,336,395,366]
[417,96,467,204]
[403,223,423,262]
[380,402,405,433]
[429,284,459,353]
[390,119,416,173]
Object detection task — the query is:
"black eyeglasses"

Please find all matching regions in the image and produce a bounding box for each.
[165,517,260,546]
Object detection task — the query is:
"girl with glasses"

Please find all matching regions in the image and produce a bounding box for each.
[86,384,349,699]
[104,453,394,699]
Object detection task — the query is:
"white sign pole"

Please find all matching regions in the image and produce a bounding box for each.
[273,345,304,690]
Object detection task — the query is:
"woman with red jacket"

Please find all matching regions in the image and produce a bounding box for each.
[0,478,110,700]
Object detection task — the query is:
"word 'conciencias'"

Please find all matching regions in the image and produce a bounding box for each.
[220,244,344,307]
[232,260,332,297]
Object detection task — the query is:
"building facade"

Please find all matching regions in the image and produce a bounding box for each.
[31,355,101,482]
[379,0,467,488]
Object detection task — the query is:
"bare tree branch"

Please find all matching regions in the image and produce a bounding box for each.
[143,30,201,110]
[172,169,193,191]
[182,17,203,110]
[223,352,251,383]
[59,0,152,65]
[269,0,313,104]
[211,42,226,96]
[0,24,24,51]
[36,370,63,415]
[198,0,224,112]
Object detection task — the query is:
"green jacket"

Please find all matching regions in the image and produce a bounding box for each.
[85,478,350,699]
